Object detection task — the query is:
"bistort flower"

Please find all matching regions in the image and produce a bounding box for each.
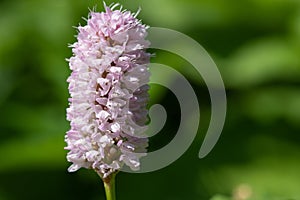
[65,3,150,179]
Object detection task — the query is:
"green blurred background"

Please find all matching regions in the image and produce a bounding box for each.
[0,0,300,199]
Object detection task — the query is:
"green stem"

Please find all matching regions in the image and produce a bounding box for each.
[103,173,116,200]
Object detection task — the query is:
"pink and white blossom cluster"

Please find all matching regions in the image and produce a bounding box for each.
[65,3,150,178]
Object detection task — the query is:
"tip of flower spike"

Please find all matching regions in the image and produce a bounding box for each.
[133,7,141,18]
[110,3,121,10]
[103,2,121,12]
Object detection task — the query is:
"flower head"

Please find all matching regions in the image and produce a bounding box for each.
[65,3,150,178]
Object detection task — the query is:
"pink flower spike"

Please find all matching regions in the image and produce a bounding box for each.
[65,3,150,179]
